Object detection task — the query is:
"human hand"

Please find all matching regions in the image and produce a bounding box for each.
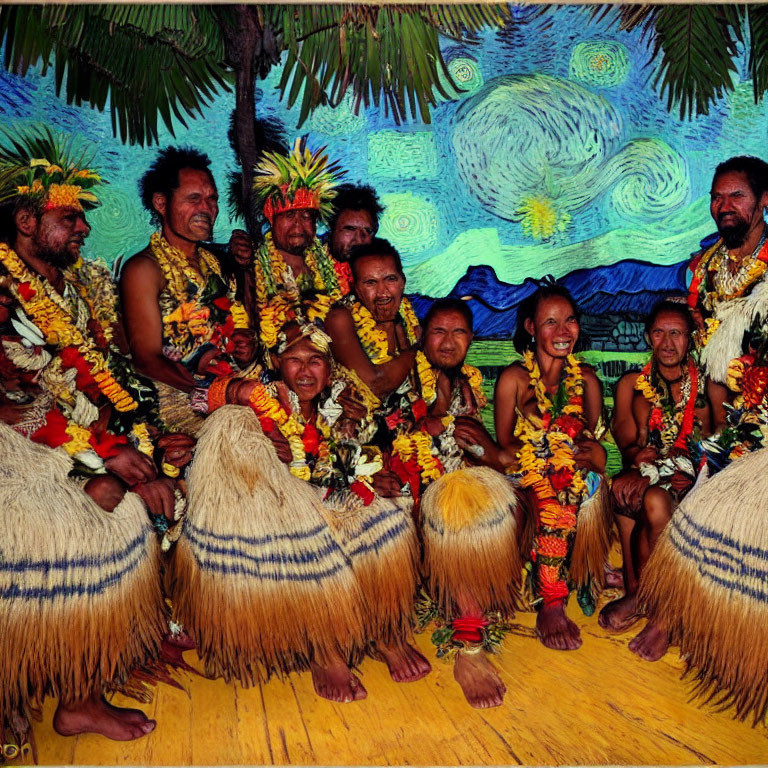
[266,427,293,464]
[231,329,258,367]
[229,229,254,268]
[104,444,157,485]
[131,477,178,520]
[631,446,659,467]
[573,437,607,473]
[371,469,403,498]
[453,416,499,465]
[338,386,368,422]
[156,433,196,469]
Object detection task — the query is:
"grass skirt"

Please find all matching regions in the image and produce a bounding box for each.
[0,423,167,750]
[421,466,522,618]
[639,447,768,724]
[324,491,419,645]
[168,406,367,684]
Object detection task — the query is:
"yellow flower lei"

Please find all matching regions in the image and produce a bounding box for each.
[414,350,487,408]
[515,350,586,498]
[349,296,420,364]
[150,233,248,346]
[248,381,332,482]
[254,233,341,350]
[0,243,138,412]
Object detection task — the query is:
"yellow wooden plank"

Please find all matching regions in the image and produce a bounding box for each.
[29,605,768,766]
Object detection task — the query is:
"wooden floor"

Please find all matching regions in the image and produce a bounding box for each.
[32,589,767,766]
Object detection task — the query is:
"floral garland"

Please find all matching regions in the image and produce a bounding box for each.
[392,429,444,490]
[726,353,768,410]
[151,233,248,363]
[348,296,420,364]
[247,380,334,483]
[634,357,699,453]
[688,236,768,348]
[414,592,509,661]
[253,233,345,350]
[514,350,589,607]
[0,243,137,414]
[414,350,487,409]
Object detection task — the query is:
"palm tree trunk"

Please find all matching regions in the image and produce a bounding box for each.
[220,4,262,236]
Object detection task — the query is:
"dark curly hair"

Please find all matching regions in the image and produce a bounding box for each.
[328,183,384,233]
[139,146,215,228]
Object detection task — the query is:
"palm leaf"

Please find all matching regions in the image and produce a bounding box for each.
[651,5,740,119]
[271,4,508,128]
[0,5,232,146]
[748,5,768,102]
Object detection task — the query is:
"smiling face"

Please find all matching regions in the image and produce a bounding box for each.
[271,209,317,256]
[35,205,91,268]
[352,254,406,323]
[648,310,690,372]
[710,170,768,249]
[525,295,579,360]
[423,309,473,371]
[278,337,331,404]
[154,167,218,246]
[330,208,376,262]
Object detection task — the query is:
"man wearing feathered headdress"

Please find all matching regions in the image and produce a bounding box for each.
[247,137,352,358]
[0,125,185,750]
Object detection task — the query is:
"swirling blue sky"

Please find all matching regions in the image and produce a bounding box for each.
[1,5,765,299]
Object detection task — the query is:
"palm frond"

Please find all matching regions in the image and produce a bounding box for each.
[748,5,768,102]
[270,4,506,128]
[0,5,232,146]
[651,5,741,119]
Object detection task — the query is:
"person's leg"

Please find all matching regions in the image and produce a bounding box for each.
[629,486,673,661]
[310,649,367,703]
[451,587,506,709]
[598,514,641,631]
[53,691,155,741]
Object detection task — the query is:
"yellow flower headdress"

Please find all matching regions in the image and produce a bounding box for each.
[277,320,332,356]
[252,136,344,225]
[0,125,104,213]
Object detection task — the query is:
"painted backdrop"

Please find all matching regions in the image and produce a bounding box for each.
[1,4,766,358]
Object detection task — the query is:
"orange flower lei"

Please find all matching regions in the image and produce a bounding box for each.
[0,243,137,412]
[634,357,698,453]
[515,350,589,606]
[392,430,444,486]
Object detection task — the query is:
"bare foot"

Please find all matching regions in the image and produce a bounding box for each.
[629,622,669,662]
[310,660,367,703]
[373,639,432,683]
[453,652,506,708]
[604,566,624,589]
[536,602,582,651]
[165,628,196,650]
[53,694,155,741]
[598,594,640,632]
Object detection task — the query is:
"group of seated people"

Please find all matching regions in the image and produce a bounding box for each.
[2,128,768,756]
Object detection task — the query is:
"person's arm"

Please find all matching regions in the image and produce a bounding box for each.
[324,306,416,398]
[613,372,658,467]
[119,254,197,393]
[493,364,523,451]
[573,365,607,473]
[707,377,728,434]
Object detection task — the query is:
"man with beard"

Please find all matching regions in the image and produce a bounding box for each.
[688,156,768,385]
[120,146,257,435]
[0,126,178,750]
[248,138,352,360]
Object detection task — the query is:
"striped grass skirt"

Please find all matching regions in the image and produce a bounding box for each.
[0,423,167,751]
[639,447,768,724]
[169,406,418,684]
